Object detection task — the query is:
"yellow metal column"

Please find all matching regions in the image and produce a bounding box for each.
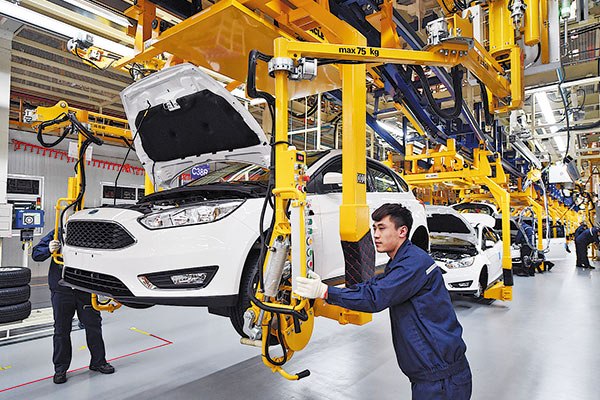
[524,0,541,46]
[482,176,513,301]
[339,62,369,243]
[144,174,155,195]
[540,0,550,64]
[489,0,515,58]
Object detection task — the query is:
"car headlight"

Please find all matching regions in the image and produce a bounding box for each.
[138,200,244,229]
[446,256,475,269]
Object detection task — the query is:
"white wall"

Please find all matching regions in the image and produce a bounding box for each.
[4,129,145,277]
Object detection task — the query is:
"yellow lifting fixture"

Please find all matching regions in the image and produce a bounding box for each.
[63,0,552,379]
[24,101,144,313]
[402,139,513,301]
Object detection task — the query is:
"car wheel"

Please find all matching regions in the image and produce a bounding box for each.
[0,267,31,288]
[476,268,494,305]
[229,252,260,338]
[0,301,32,324]
[0,285,31,306]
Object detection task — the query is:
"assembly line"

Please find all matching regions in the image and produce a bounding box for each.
[1,0,599,399]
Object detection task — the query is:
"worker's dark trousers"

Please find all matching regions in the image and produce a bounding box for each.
[411,366,472,400]
[519,245,535,275]
[575,241,590,267]
[51,288,106,374]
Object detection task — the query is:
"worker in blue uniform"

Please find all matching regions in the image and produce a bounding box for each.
[296,203,471,400]
[32,230,115,384]
[515,221,537,276]
[575,226,600,269]
[573,222,588,241]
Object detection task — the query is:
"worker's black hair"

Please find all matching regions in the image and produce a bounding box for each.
[372,203,413,232]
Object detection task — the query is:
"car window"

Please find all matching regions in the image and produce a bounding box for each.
[453,203,495,215]
[187,162,269,186]
[368,163,400,193]
[483,227,499,243]
[306,157,342,194]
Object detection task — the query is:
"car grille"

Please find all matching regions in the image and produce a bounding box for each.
[66,221,135,249]
[63,267,134,297]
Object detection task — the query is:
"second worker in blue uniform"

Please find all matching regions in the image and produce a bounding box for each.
[32,230,115,384]
[296,203,471,400]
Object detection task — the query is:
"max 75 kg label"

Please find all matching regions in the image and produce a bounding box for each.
[338,46,380,57]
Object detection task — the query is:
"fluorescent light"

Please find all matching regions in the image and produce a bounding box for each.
[0,0,134,57]
[376,120,404,138]
[61,0,131,27]
[535,92,559,134]
[553,135,566,152]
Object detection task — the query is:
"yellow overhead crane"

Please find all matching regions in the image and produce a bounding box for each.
[24,101,149,313]
[62,0,551,379]
[401,139,513,301]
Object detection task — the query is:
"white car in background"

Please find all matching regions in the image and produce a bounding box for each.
[60,63,430,337]
[427,206,503,299]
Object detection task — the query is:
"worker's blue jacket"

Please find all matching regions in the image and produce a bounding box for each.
[32,229,65,292]
[574,225,588,240]
[327,240,468,382]
[575,227,600,246]
[515,223,534,248]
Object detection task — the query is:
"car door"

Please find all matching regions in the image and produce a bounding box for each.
[306,156,344,280]
[366,161,405,267]
[482,226,502,279]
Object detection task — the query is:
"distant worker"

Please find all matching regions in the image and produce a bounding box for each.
[574,226,600,269]
[573,221,588,240]
[32,230,115,384]
[295,203,471,400]
[515,220,536,276]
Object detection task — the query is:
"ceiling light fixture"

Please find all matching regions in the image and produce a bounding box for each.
[376,120,404,138]
[535,92,567,153]
[0,0,134,57]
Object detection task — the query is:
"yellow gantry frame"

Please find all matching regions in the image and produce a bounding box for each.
[72,0,548,377]
[401,140,512,301]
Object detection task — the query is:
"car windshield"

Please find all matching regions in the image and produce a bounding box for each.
[186,162,269,186]
[453,203,495,215]
[430,235,475,248]
[185,151,330,187]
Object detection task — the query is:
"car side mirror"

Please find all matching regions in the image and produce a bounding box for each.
[484,239,495,249]
[323,172,343,186]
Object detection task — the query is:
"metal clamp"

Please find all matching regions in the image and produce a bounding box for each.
[268,57,317,81]
[268,57,295,77]
[290,58,317,81]
[426,18,449,47]
[510,0,527,30]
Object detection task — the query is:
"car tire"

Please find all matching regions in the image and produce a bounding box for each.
[0,285,31,306]
[0,301,32,324]
[476,268,494,305]
[229,252,259,338]
[0,267,31,288]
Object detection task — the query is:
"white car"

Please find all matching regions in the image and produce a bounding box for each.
[427,206,503,299]
[60,64,429,336]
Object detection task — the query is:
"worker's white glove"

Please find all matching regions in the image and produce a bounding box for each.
[295,270,328,299]
[49,240,61,253]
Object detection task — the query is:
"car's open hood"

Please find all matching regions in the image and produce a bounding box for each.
[426,205,478,246]
[461,213,496,228]
[121,63,270,188]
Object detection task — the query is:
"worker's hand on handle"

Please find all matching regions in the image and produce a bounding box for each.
[49,240,61,253]
[295,270,328,299]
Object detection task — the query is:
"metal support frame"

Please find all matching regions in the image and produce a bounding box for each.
[403,140,513,300]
